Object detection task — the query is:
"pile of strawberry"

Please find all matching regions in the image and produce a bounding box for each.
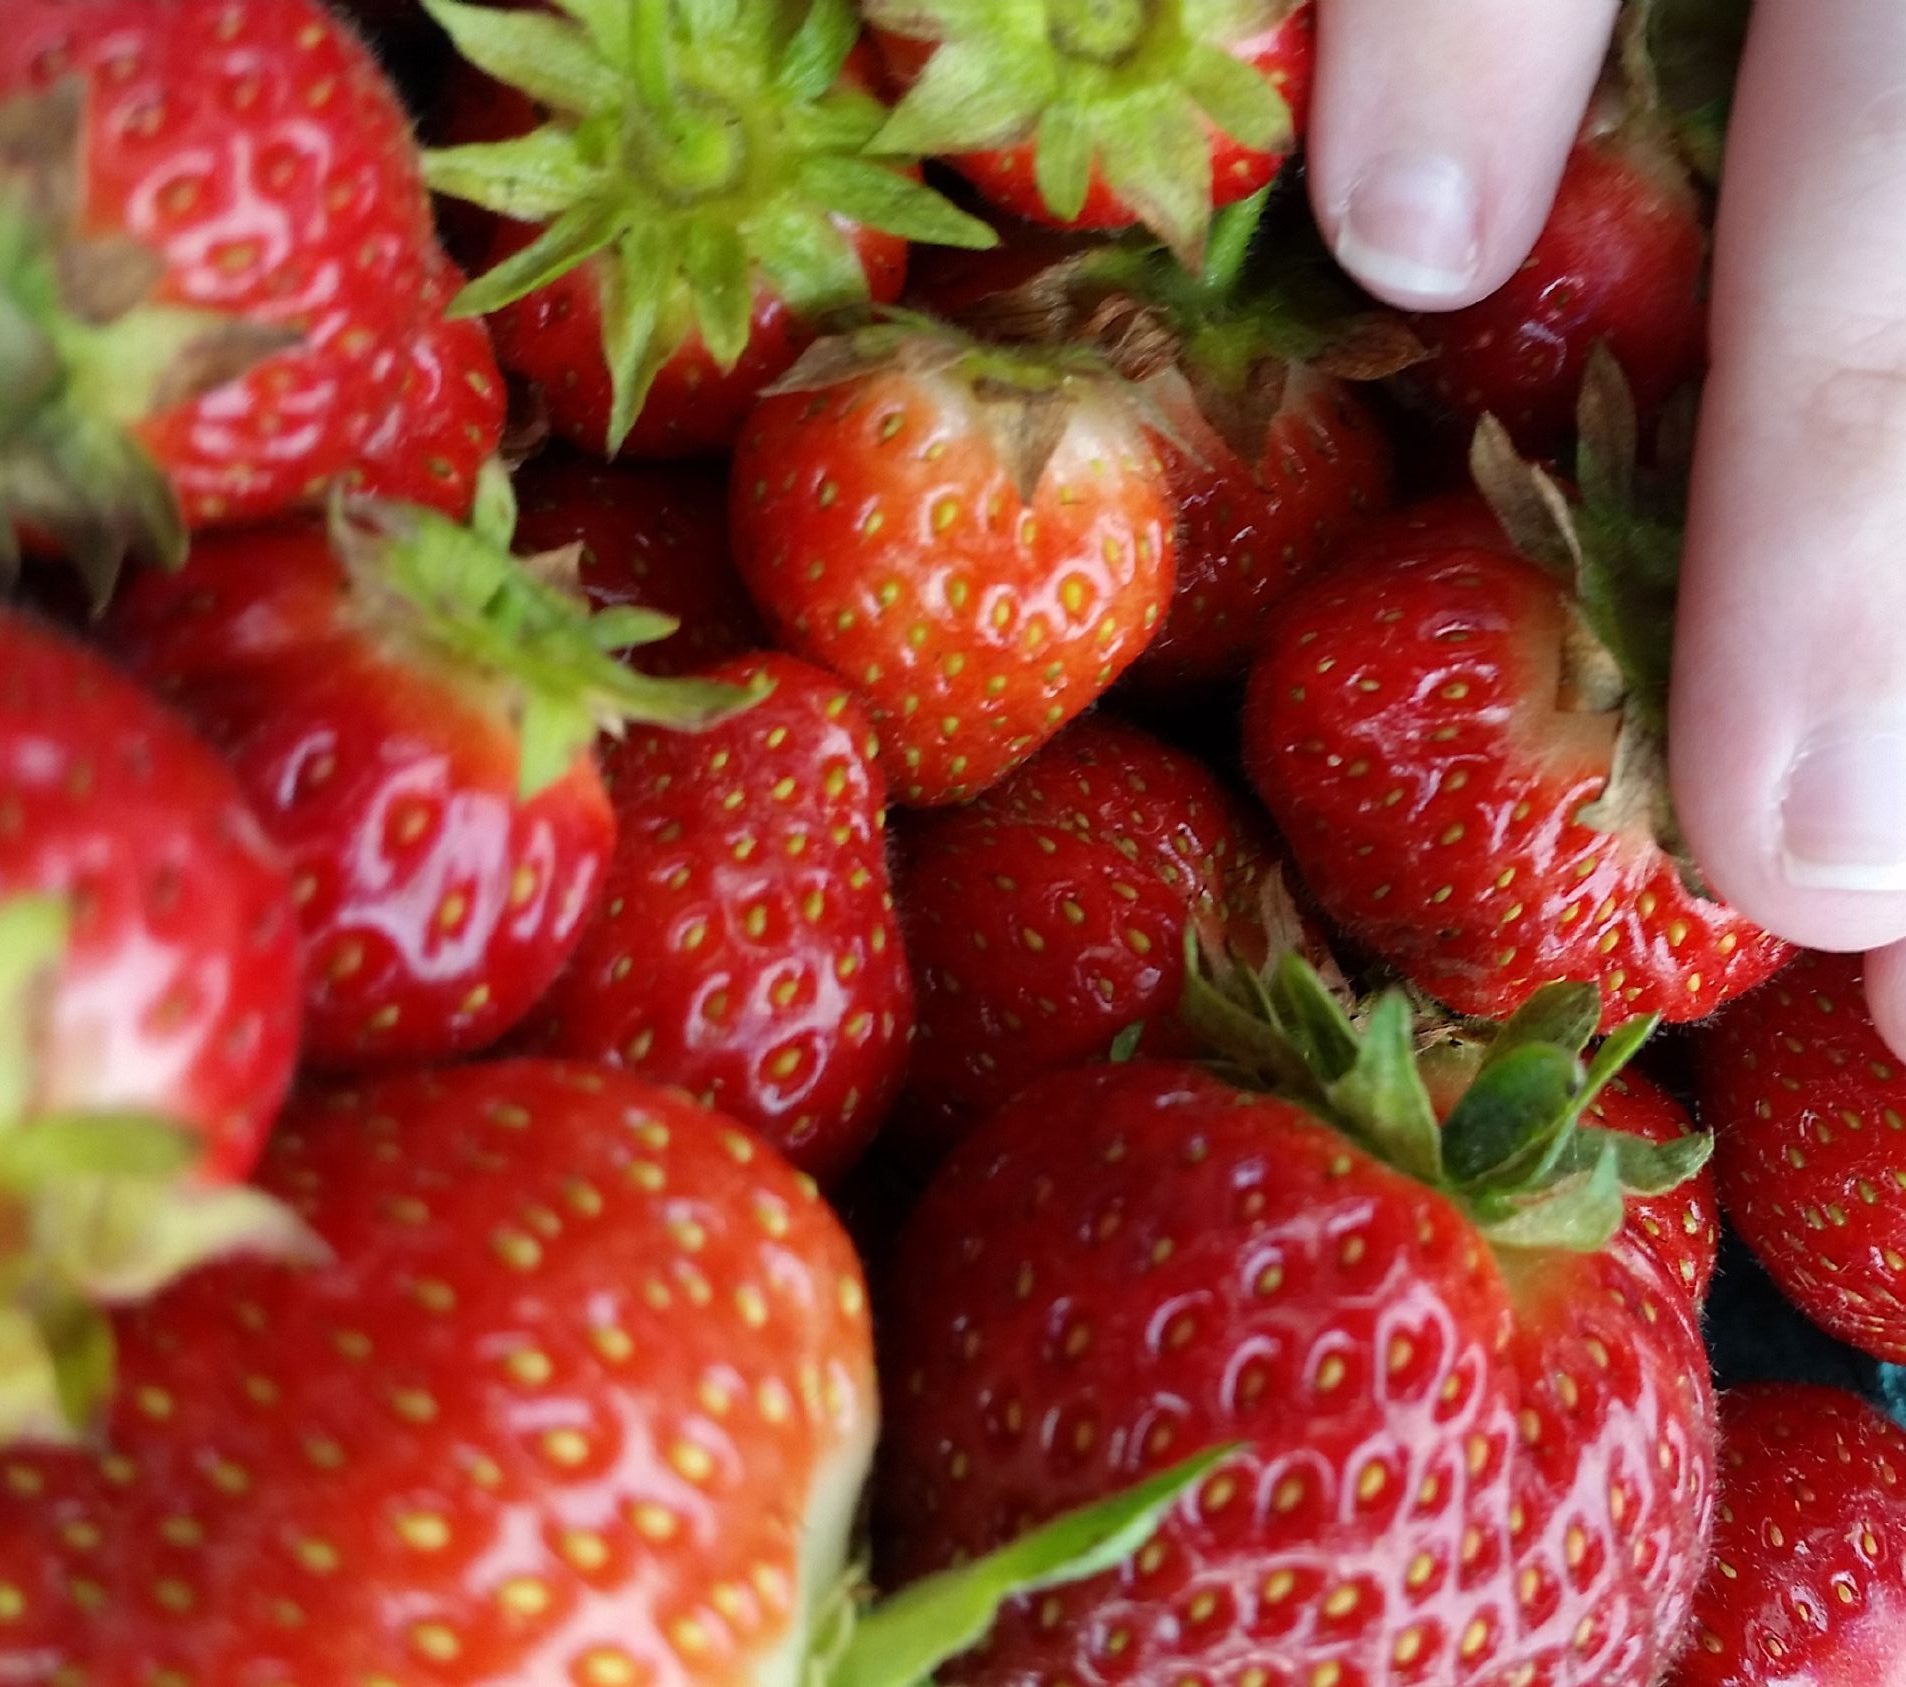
[0,1,1899,1683]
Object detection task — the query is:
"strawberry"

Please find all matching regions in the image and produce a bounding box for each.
[0,0,504,596]
[898,713,1320,1147]
[520,653,913,1184]
[104,482,750,1071]
[879,965,1718,1685]
[1396,15,1706,452]
[0,608,300,1167]
[1668,1383,1906,1685]
[1696,950,1906,1362]
[731,324,1175,806]
[0,1058,1221,1679]
[1243,359,1789,1028]
[513,450,765,678]
[0,1062,880,1676]
[0,609,310,1440]
[906,206,1409,697]
[868,0,1315,268]
[421,0,993,458]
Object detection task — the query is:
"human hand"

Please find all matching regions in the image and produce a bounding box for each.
[1306,0,1906,1050]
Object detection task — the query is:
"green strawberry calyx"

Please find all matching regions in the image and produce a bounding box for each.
[813,1444,1230,1686]
[331,466,761,799]
[1467,346,1713,893]
[0,83,296,604]
[1181,943,1712,1255]
[423,0,995,454]
[0,896,322,1447]
[869,0,1302,267]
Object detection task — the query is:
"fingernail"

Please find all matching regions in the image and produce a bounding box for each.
[1782,713,1906,890]
[1333,151,1483,305]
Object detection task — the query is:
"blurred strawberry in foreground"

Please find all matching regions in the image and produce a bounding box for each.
[897,714,1323,1152]
[1246,356,1789,1027]
[1668,1384,1906,1685]
[512,451,765,677]
[881,965,1717,1685]
[0,1058,1225,1681]
[869,0,1314,269]
[523,653,913,1184]
[422,0,993,458]
[0,0,503,599]
[1397,8,1707,452]
[0,1064,880,1677]
[0,609,309,1440]
[732,323,1174,806]
[1699,950,1906,1362]
[105,476,752,1071]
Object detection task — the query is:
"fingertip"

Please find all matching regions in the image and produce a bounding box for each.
[1859,941,1906,1064]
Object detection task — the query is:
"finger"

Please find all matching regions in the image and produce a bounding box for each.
[1860,940,1906,1060]
[1670,0,1906,954]
[1307,0,1617,309]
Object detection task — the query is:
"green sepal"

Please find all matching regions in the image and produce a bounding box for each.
[0,894,324,1446]
[828,1445,1232,1687]
[425,0,993,456]
[329,496,758,798]
[868,0,1299,266]
[1176,945,1710,1260]
[0,85,294,601]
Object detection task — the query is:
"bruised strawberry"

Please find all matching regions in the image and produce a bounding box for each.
[522,655,913,1183]
[512,452,764,678]
[106,482,749,1069]
[731,324,1174,806]
[1669,1384,1906,1685]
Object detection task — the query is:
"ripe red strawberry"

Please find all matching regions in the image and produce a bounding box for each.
[1129,361,1394,692]
[512,451,764,678]
[880,968,1718,1685]
[1396,27,1707,453]
[869,0,1315,268]
[1243,371,1790,1028]
[105,488,749,1070]
[520,654,913,1184]
[0,0,503,593]
[1668,1384,1906,1685]
[731,325,1175,806]
[0,608,300,1167]
[422,0,992,458]
[1696,950,1906,1362]
[898,714,1319,1147]
[0,1062,880,1677]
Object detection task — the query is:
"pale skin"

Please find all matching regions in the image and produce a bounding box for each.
[1307,0,1906,1053]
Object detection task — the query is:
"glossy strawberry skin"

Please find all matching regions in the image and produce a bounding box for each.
[880,1060,1715,1686]
[520,655,913,1184]
[1401,140,1705,452]
[0,1063,878,1684]
[1128,366,1394,693]
[512,452,765,678]
[105,524,614,1070]
[1670,1384,1906,1686]
[1698,951,1906,1361]
[1244,543,1790,1027]
[731,346,1175,806]
[873,8,1315,235]
[897,716,1279,1146]
[0,609,300,1177]
[3,0,503,525]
